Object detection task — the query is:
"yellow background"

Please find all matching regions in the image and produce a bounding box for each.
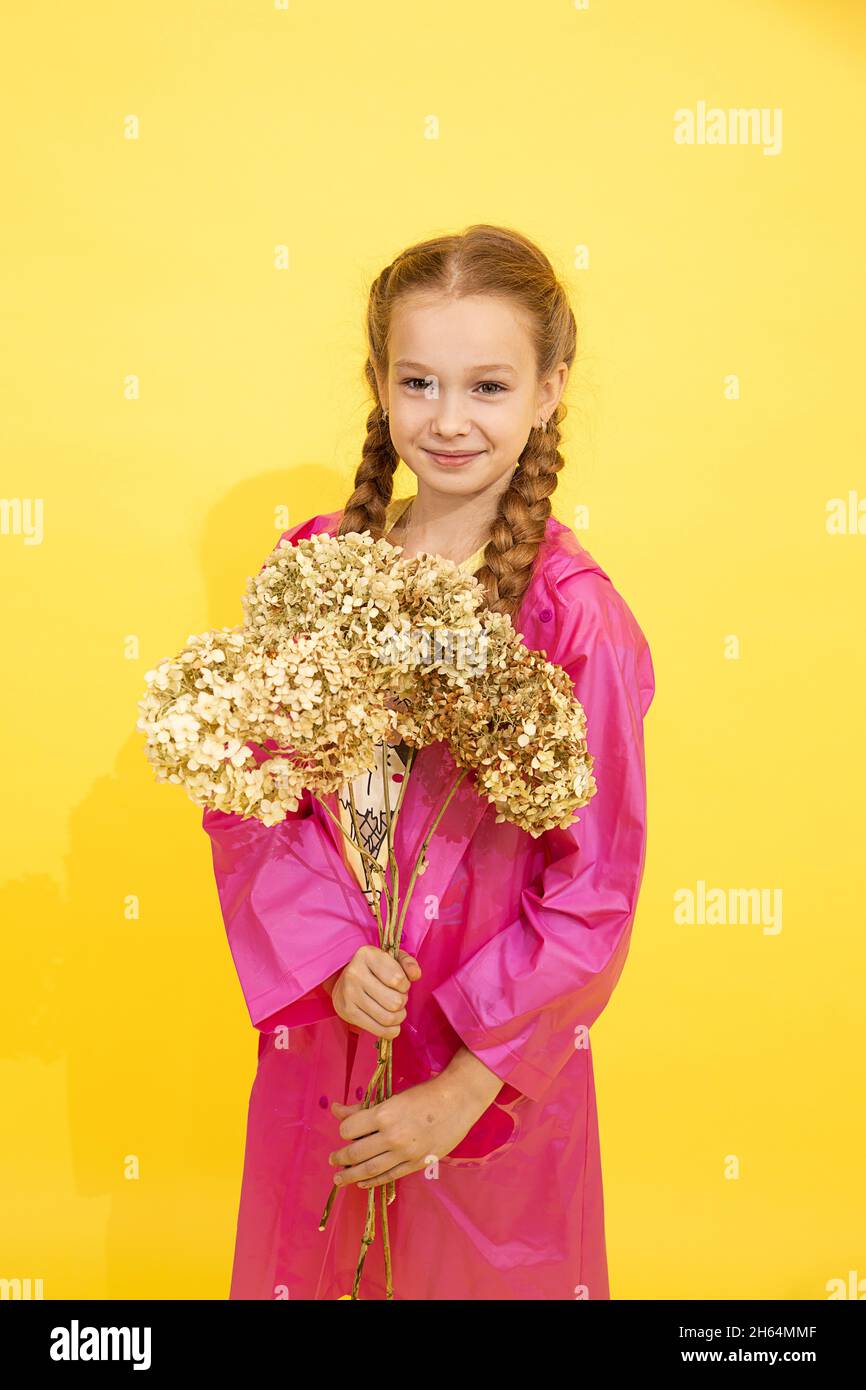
[1,0,863,1299]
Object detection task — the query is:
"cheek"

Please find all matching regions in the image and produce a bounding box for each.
[511,396,537,430]
[486,401,533,445]
[396,397,433,429]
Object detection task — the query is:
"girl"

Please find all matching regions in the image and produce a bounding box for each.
[203,224,655,1300]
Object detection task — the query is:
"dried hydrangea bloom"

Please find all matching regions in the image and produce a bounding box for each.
[139,534,596,835]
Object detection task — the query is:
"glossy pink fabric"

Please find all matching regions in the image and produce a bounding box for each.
[202,507,655,1300]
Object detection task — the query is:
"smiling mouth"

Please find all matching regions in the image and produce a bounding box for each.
[424,448,483,461]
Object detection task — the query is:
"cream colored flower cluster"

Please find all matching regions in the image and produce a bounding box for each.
[137,530,596,834]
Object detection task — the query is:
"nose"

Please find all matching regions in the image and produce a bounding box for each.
[429,390,474,439]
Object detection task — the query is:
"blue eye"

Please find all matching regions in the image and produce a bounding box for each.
[402,377,435,391]
[477,382,506,395]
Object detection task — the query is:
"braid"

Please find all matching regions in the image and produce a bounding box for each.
[476,411,566,620]
[337,361,399,541]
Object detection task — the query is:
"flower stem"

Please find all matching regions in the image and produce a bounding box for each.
[393,765,468,955]
[381,1182,393,1299]
[318,1182,337,1232]
[319,752,468,1297]
[313,792,384,876]
[350,1184,377,1299]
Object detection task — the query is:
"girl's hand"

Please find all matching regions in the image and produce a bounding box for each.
[330,945,421,1040]
[327,1073,489,1190]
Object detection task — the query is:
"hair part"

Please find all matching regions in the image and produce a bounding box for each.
[337,224,578,620]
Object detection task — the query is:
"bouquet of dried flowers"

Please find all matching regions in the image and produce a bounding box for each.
[137,528,596,1299]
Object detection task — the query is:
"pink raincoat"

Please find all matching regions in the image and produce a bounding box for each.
[203,505,655,1300]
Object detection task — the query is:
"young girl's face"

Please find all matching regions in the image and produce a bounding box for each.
[380,293,566,499]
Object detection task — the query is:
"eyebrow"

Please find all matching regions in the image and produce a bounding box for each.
[394,359,518,375]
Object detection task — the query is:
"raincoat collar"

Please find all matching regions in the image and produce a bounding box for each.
[311,503,608,591]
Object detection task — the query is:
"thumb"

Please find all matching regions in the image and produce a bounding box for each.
[396,949,422,981]
[331,1100,364,1117]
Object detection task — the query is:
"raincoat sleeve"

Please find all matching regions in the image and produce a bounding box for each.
[202,517,376,1033]
[432,568,655,1105]
[203,799,375,1031]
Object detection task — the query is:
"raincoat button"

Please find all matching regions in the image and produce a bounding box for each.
[539,607,553,622]
[318,1095,329,1108]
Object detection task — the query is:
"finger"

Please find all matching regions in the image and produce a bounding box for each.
[329,1133,392,1169]
[347,1004,402,1040]
[330,1100,378,1138]
[396,950,422,981]
[333,1150,400,1187]
[366,952,412,994]
[357,1162,418,1190]
[337,1098,391,1141]
[361,977,407,1013]
[359,989,407,1026]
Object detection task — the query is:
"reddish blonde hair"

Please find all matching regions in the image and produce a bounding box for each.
[337,224,578,619]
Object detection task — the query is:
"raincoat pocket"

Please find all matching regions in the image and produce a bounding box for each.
[440,1088,529,1168]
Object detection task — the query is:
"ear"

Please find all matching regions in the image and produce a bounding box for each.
[538,361,569,419]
